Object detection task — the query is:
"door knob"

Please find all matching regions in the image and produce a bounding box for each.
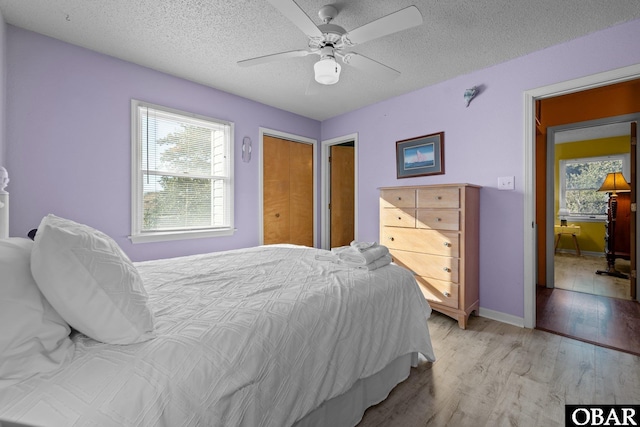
[275,213,280,218]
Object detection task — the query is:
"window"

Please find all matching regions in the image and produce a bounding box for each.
[130,100,234,243]
[558,154,629,221]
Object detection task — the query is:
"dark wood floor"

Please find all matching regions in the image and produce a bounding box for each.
[536,286,640,356]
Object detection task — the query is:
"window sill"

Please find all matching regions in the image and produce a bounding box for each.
[559,216,606,223]
[129,228,236,244]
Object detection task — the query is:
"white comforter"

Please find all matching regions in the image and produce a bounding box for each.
[0,245,435,427]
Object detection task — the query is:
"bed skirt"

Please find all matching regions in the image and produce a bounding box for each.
[293,352,416,427]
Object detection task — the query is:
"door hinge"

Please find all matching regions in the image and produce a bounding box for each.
[632,203,637,212]
[632,270,637,279]
[328,203,331,210]
[329,156,332,163]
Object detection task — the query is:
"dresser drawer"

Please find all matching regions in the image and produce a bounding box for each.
[382,227,459,257]
[380,188,416,208]
[380,208,416,228]
[417,187,460,208]
[390,249,459,282]
[415,276,459,309]
[416,209,460,231]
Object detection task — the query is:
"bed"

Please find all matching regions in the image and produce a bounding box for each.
[0,213,435,427]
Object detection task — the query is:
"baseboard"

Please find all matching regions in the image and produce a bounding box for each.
[478,307,525,328]
[555,249,604,257]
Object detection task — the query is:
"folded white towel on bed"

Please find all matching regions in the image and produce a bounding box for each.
[349,240,378,252]
[356,253,392,271]
[331,244,390,266]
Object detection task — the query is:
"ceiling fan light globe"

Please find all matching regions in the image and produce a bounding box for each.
[314,58,341,85]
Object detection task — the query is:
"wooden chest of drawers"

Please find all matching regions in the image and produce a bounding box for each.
[380,184,480,329]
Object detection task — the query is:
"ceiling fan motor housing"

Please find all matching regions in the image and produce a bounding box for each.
[309,23,346,50]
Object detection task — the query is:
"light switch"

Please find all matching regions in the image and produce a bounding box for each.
[498,176,515,190]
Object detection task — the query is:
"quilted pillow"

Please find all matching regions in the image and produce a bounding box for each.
[31,215,155,344]
[0,238,74,387]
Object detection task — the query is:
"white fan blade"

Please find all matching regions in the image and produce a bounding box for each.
[340,52,400,80]
[238,50,312,67]
[266,0,323,38]
[343,6,423,46]
[305,77,321,96]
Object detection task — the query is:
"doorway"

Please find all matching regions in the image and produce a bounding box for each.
[523,67,640,329]
[537,99,640,354]
[259,128,318,246]
[321,133,358,249]
[329,142,355,248]
[547,119,636,302]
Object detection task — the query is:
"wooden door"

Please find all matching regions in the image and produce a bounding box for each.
[330,144,354,247]
[289,140,313,246]
[263,135,313,246]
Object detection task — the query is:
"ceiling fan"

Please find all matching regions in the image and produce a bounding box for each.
[238,0,423,86]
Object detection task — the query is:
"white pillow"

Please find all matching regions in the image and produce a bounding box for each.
[0,238,74,387]
[31,215,155,344]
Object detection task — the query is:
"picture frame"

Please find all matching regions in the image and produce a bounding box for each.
[396,132,444,179]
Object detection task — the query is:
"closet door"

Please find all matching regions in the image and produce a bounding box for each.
[263,136,313,246]
[289,140,314,246]
[263,136,290,243]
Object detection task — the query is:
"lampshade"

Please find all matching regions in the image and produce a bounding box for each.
[314,58,341,85]
[597,172,631,193]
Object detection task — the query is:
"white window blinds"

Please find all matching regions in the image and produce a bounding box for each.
[131,100,234,242]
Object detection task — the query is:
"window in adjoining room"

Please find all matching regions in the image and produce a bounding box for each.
[130,100,234,243]
[558,154,629,222]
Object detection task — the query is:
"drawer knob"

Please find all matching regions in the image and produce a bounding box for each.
[443,291,451,297]
[443,242,451,247]
[436,217,442,222]
[275,213,280,218]
[389,237,395,241]
[436,196,442,200]
[398,216,402,220]
[397,196,402,200]
[443,267,451,272]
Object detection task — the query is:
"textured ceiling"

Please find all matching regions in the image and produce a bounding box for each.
[555,122,632,144]
[1,0,639,121]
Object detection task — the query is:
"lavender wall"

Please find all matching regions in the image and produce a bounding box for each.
[5,26,320,261]
[0,11,6,166]
[321,18,640,319]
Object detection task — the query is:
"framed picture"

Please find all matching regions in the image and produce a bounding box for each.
[396,132,444,179]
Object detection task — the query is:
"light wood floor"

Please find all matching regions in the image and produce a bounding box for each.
[554,253,631,300]
[357,312,640,427]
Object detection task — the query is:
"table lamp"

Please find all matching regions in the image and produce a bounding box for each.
[558,207,570,226]
[595,171,630,278]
